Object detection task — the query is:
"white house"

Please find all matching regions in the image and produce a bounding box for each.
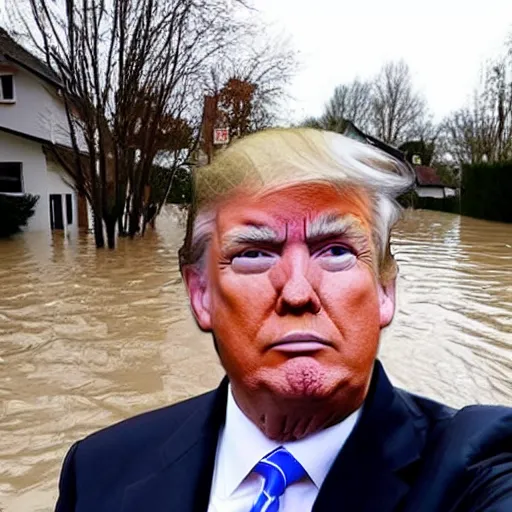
[0,28,86,235]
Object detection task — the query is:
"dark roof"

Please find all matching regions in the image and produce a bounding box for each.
[415,165,445,187]
[0,28,61,87]
[342,121,408,163]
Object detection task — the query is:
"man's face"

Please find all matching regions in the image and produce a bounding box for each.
[185,183,395,405]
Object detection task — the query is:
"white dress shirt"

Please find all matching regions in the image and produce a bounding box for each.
[208,386,361,512]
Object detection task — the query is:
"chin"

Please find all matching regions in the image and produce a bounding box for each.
[261,357,345,400]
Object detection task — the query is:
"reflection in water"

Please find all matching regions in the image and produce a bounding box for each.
[0,208,511,511]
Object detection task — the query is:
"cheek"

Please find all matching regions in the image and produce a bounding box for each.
[321,267,381,337]
[210,273,275,336]
[210,274,275,377]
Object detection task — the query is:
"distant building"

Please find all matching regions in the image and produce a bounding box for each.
[342,120,407,163]
[414,165,457,199]
[0,29,88,235]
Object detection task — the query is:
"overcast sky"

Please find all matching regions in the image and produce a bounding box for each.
[257,0,512,123]
[1,0,510,125]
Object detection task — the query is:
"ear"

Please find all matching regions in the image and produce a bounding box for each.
[378,278,396,328]
[182,266,212,331]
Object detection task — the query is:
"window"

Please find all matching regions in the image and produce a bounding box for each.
[0,74,15,102]
[0,162,23,193]
[49,194,64,230]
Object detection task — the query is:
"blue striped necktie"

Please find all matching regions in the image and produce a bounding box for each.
[250,447,307,512]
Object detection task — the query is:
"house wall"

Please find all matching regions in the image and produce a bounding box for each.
[0,131,78,233]
[0,130,48,231]
[0,66,72,147]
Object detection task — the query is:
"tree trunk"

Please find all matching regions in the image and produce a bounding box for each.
[105,217,116,249]
[141,210,148,236]
[117,214,126,237]
[128,204,140,238]
[93,212,105,248]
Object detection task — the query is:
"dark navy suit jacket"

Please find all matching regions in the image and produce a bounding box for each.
[55,361,512,511]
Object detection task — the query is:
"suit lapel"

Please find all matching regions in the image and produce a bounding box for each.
[313,362,427,512]
[120,362,427,512]
[122,378,228,512]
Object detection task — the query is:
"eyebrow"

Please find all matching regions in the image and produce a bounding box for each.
[306,213,367,242]
[221,225,283,253]
[221,213,369,253]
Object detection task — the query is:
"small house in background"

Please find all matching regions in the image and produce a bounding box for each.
[0,28,88,235]
[414,165,457,199]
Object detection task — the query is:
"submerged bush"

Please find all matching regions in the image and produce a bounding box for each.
[0,194,39,238]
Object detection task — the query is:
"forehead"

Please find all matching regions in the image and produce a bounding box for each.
[214,183,373,233]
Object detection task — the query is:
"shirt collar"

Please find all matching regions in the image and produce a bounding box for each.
[215,385,362,497]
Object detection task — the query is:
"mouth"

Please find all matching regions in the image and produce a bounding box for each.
[268,332,333,353]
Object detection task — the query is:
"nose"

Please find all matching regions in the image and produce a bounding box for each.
[274,248,321,316]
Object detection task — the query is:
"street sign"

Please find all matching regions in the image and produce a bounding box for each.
[213,128,230,145]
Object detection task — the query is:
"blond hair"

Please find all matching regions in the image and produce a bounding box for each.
[179,128,414,283]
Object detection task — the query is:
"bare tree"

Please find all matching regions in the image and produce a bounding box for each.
[299,79,373,134]
[205,28,297,136]
[302,61,428,146]
[8,0,253,248]
[443,58,512,165]
[320,80,373,133]
[443,105,487,165]
[371,61,427,145]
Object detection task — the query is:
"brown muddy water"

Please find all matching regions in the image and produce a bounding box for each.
[0,208,511,511]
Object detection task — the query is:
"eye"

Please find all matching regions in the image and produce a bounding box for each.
[323,245,350,257]
[231,249,277,273]
[316,244,356,271]
[237,249,272,258]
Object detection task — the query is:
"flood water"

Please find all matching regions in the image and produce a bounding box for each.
[0,208,511,511]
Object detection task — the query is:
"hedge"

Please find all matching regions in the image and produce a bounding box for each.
[461,162,512,223]
[150,165,192,205]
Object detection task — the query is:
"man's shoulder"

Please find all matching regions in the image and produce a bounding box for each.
[398,388,512,458]
[402,387,511,425]
[55,389,221,510]
[391,390,512,511]
[441,402,512,458]
[399,386,512,428]
[77,388,217,459]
